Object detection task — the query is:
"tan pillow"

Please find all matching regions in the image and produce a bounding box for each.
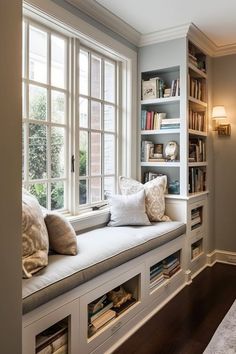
[44,213,78,255]
[119,176,170,222]
[22,193,49,278]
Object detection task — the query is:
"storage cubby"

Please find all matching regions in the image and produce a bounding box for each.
[87,275,139,339]
[36,317,69,354]
[191,239,203,260]
[149,250,181,291]
[191,205,203,231]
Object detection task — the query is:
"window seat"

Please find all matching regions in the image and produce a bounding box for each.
[22,221,185,314]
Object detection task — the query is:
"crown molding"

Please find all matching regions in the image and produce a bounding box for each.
[65,0,141,46]
[65,0,236,56]
[139,23,190,47]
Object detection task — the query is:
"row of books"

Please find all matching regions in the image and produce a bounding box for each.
[141,111,180,131]
[36,320,68,354]
[188,167,206,194]
[142,77,180,100]
[189,109,205,131]
[189,138,206,162]
[188,75,206,102]
[191,240,202,259]
[88,292,136,337]
[150,253,180,289]
[191,207,202,230]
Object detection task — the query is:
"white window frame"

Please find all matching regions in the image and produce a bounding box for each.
[23,0,137,231]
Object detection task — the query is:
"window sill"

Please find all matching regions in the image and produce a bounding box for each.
[68,208,110,233]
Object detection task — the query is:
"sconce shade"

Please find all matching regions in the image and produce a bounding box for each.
[212,106,227,119]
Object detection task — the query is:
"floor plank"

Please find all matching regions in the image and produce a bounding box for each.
[113,263,236,354]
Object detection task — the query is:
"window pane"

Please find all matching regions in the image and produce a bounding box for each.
[91,55,101,99]
[79,50,88,95]
[51,35,66,89]
[51,127,65,178]
[29,183,47,208]
[104,134,115,174]
[104,177,115,199]
[91,177,101,203]
[79,131,88,176]
[104,61,115,103]
[29,85,47,121]
[29,26,47,83]
[79,97,88,128]
[104,105,115,132]
[79,179,87,205]
[29,123,47,179]
[91,101,101,130]
[91,132,101,175]
[51,91,66,124]
[51,181,64,210]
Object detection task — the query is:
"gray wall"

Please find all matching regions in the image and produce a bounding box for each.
[212,54,236,251]
[0,1,22,353]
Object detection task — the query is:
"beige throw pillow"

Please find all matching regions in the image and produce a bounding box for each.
[44,213,78,255]
[22,193,49,278]
[119,176,170,222]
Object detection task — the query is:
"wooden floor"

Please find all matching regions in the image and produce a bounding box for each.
[114,263,236,354]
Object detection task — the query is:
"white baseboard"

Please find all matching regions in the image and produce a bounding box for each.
[207,249,236,266]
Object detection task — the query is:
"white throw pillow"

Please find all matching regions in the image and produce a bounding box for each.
[108,189,151,227]
[119,176,170,222]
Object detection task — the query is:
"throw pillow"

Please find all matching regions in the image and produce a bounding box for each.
[108,189,151,227]
[22,192,49,278]
[44,213,78,255]
[119,175,170,222]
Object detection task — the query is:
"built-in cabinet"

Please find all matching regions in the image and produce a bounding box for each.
[23,236,185,354]
[139,37,209,279]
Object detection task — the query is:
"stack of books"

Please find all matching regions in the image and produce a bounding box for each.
[192,241,202,259]
[189,109,205,131]
[142,77,165,100]
[189,167,206,193]
[188,75,205,101]
[160,118,180,130]
[162,253,180,278]
[150,262,165,288]
[141,110,162,130]
[36,320,68,354]
[191,208,202,230]
[88,295,115,336]
[189,52,198,67]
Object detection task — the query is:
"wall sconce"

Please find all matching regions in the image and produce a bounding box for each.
[212,106,231,136]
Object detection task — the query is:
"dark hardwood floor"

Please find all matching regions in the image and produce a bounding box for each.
[113,263,236,354]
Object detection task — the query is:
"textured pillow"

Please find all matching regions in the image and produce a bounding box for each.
[108,189,151,227]
[44,213,78,255]
[119,176,170,222]
[22,193,49,278]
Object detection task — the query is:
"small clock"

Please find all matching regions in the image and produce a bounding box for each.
[165,141,178,161]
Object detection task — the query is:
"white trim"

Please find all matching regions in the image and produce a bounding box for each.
[139,23,190,47]
[65,0,141,46]
[207,250,236,266]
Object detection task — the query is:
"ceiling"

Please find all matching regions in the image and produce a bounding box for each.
[66,0,236,52]
[95,0,236,47]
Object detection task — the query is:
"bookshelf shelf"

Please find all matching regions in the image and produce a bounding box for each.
[141,96,180,106]
[188,162,207,167]
[141,161,180,167]
[189,129,207,137]
[188,63,207,79]
[189,96,207,107]
[141,129,180,135]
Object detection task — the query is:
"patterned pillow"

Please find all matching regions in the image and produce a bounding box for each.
[108,189,151,227]
[22,193,49,278]
[119,176,170,222]
[44,213,78,255]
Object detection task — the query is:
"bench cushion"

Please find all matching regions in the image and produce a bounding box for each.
[22,221,186,314]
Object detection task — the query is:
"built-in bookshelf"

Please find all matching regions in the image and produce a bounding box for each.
[191,239,203,260]
[140,66,181,196]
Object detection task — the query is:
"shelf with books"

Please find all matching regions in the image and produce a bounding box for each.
[36,318,69,354]
[188,96,207,108]
[188,63,207,79]
[188,162,207,167]
[141,129,180,135]
[188,129,207,137]
[188,166,206,194]
[141,96,180,106]
[141,161,180,167]
[87,274,140,341]
[191,238,204,261]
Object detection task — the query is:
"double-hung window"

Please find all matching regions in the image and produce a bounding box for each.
[22,19,120,215]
